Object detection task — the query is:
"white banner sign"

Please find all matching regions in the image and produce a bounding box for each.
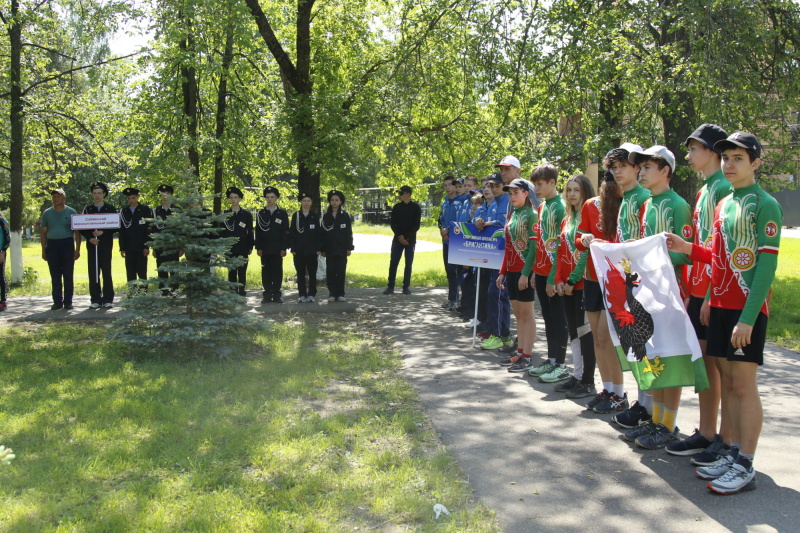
[71,213,120,230]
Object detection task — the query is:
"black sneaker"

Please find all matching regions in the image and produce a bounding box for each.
[64,303,74,310]
[261,297,271,304]
[383,288,394,295]
[666,428,713,456]
[499,353,522,367]
[612,401,651,429]
[691,435,732,466]
[593,392,628,414]
[402,288,412,295]
[508,357,533,373]
[586,389,611,410]
[553,376,579,393]
[50,303,64,310]
[273,296,284,304]
[566,383,597,399]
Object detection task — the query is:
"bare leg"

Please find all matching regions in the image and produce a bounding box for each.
[719,359,761,455]
[511,299,536,355]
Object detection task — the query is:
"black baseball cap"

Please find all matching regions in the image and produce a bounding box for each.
[714,131,762,159]
[503,178,533,193]
[488,172,503,185]
[685,123,728,155]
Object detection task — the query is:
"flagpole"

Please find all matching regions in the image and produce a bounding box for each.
[472,267,480,347]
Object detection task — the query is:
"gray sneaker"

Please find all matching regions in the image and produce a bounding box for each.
[565,383,597,399]
[708,460,757,494]
[624,421,657,442]
[553,376,580,393]
[635,424,679,449]
[691,435,732,466]
[696,454,736,480]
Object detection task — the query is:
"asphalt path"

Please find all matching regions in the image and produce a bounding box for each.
[2,234,798,532]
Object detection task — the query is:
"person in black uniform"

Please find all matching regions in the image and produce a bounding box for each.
[289,192,321,303]
[383,185,421,295]
[118,187,151,296]
[222,186,254,296]
[321,190,354,302]
[255,186,289,303]
[151,184,180,295]
[81,182,117,309]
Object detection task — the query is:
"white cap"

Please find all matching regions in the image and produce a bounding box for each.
[494,155,521,169]
[618,142,643,154]
[628,145,676,171]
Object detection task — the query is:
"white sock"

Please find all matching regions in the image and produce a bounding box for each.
[603,381,613,393]
[570,338,583,379]
[613,383,624,397]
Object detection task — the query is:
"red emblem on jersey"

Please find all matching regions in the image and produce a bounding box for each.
[765,221,778,238]
[682,225,693,239]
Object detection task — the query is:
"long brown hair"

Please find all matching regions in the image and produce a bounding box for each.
[563,174,595,221]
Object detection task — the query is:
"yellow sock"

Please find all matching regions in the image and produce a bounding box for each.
[651,403,663,425]
[661,408,678,431]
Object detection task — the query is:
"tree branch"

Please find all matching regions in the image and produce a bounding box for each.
[243,0,300,93]
[21,42,77,61]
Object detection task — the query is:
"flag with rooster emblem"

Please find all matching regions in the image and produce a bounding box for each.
[591,234,708,392]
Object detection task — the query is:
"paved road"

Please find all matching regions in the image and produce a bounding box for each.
[2,288,798,532]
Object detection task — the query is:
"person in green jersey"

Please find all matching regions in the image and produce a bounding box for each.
[666,124,733,465]
[527,164,570,382]
[590,143,647,415]
[495,178,538,373]
[40,188,82,310]
[618,146,694,449]
[667,131,782,495]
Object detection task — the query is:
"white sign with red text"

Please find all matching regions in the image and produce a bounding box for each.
[71,213,120,230]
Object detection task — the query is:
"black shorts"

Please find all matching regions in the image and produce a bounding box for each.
[506,271,535,302]
[706,307,767,366]
[583,279,605,313]
[687,295,707,341]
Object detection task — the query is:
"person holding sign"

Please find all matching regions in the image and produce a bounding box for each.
[81,182,118,309]
[40,188,82,310]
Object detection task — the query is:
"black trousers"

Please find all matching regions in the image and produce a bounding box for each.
[228,257,248,295]
[261,254,283,298]
[45,237,75,305]
[387,240,415,290]
[124,250,148,281]
[294,254,318,297]
[563,290,596,384]
[534,274,568,364]
[326,254,348,297]
[87,245,114,304]
[155,253,178,295]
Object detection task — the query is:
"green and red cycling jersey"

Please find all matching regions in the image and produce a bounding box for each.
[575,197,607,282]
[500,204,538,276]
[534,195,566,283]
[689,170,732,299]
[640,188,693,297]
[556,213,587,290]
[617,184,650,243]
[688,183,782,325]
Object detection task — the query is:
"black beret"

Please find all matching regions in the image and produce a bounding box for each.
[122,187,140,196]
[226,186,244,198]
[327,190,345,203]
[263,186,280,198]
[157,184,174,194]
[90,182,109,197]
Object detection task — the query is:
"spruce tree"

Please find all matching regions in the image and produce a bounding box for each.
[112,180,261,353]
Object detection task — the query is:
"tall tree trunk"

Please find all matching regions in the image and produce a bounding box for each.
[179,9,200,179]
[8,0,25,283]
[245,0,320,206]
[213,30,234,214]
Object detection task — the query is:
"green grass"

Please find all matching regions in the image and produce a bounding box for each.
[0,319,498,532]
[769,237,800,351]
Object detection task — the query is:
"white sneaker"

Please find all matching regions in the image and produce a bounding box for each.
[103,303,113,309]
[328,297,336,302]
[298,296,307,303]
[307,296,315,303]
[90,303,100,309]
[464,318,479,328]
[337,296,346,302]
